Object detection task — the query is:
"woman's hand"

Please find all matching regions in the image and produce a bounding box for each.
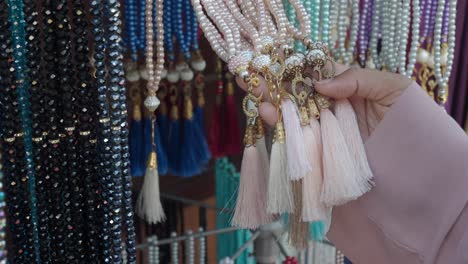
[236,64,412,138]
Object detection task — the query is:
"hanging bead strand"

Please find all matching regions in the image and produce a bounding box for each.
[1,2,32,262]
[104,0,137,262]
[406,0,420,77]
[89,0,115,261]
[72,0,101,260]
[320,0,330,44]
[7,0,41,262]
[433,0,457,104]
[369,0,382,68]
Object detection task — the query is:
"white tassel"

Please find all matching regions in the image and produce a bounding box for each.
[137,151,166,224]
[267,121,294,214]
[334,99,374,184]
[301,121,329,222]
[281,99,313,180]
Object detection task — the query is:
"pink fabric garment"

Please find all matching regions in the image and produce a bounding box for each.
[327,82,468,264]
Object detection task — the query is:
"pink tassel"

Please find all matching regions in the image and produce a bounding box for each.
[281,99,313,180]
[334,99,374,184]
[231,124,272,229]
[320,108,372,206]
[315,94,372,206]
[301,121,329,222]
[256,118,270,180]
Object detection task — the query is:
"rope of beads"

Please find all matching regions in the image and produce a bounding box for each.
[7,0,41,262]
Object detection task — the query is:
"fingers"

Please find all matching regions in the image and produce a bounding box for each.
[235,75,272,102]
[258,102,278,126]
[314,67,412,102]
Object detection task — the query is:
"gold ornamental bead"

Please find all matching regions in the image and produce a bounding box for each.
[243,124,256,147]
[147,151,158,169]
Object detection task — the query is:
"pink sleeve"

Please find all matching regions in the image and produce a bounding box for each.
[327,82,468,264]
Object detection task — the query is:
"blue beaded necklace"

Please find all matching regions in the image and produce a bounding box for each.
[6,0,41,262]
[164,0,175,65]
[123,0,139,60]
[137,0,146,52]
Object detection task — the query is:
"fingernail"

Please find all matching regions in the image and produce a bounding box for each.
[316,78,332,85]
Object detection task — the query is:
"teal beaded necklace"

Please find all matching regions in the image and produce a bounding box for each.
[6,0,41,262]
[285,0,331,48]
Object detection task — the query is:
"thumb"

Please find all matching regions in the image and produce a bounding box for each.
[314,68,412,102]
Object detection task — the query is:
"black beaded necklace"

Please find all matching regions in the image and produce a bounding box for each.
[40,0,69,261]
[1,1,36,262]
[54,0,81,261]
[103,0,125,261]
[22,0,51,262]
[71,0,100,261]
[89,0,116,261]
[103,0,137,262]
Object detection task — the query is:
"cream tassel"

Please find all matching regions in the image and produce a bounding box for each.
[315,94,372,206]
[267,120,294,214]
[334,99,374,184]
[137,150,166,224]
[302,103,329,222]
[281,98,313,180]
[232,122,272,229]
[256,118,270,181]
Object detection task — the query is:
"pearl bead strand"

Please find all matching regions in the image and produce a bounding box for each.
[192,0,230,61]
[397,0,411,74]
[143,0,164,112]
[406,0,421,77]
[369,0,379,68]
[433,0,457,104]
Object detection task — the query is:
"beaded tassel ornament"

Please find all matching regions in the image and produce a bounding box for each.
[137,0,166,224]
[192,0,376,243]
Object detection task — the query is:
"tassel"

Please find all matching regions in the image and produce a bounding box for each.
[231,122,272,229]
[315,94,372,206]
[137,118,166,224]
[155,121,168,175]
[256,118,269,182]
[301,123,329,221]
[167,85,181,175]
[143,116,153,166]
[208,78,224,158]
[130,104,145,177]
[193,73,211,165]
[267,120,294,214]
[281,98,312,180]
[334,99,374,184]
[289,180,309,249]
[302,98,330,240]
[157,86,169,153]
[180,84,202,177]
[223,75,242,155]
